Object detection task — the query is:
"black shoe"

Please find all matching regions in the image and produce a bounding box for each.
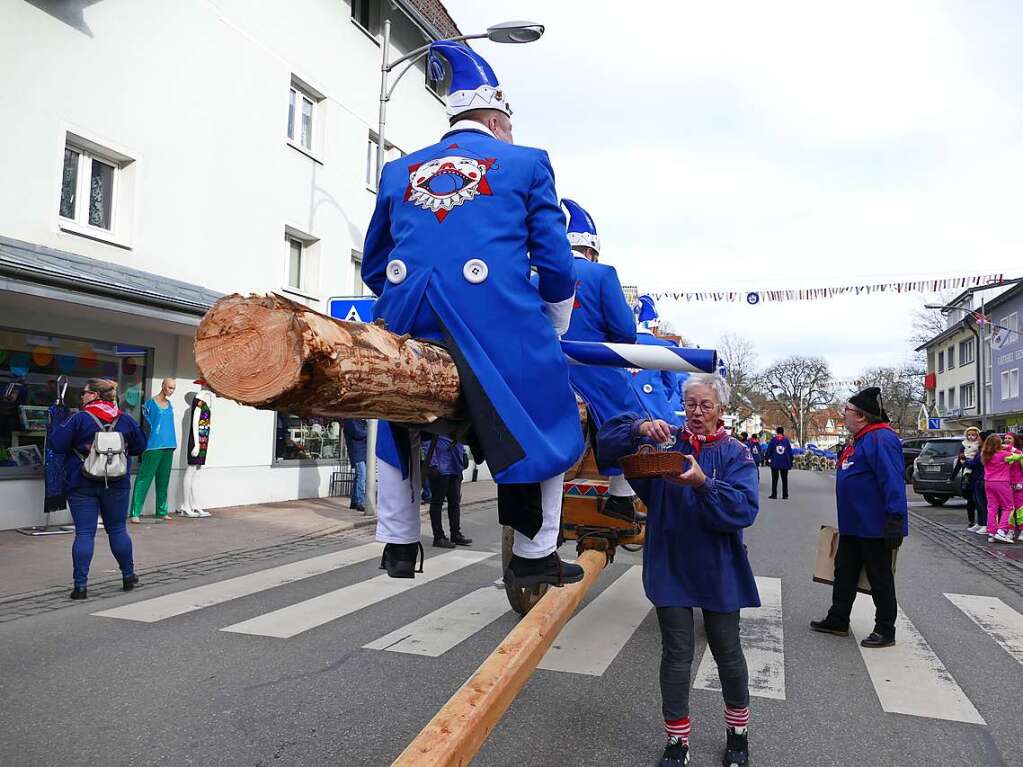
[122,574,139,591]
[768,495,777,499]
[722,727,748,767]
[69,587,87,600]
[860,631,895,649]
[783,495,789,500]
[350,503,365,512]
[379,542,424,579]
[659,738,690,766]
[602,495,646,524]
[450,532,473,546]
[432,536,456,549]
[504,552,584,588]
[810,617,849,637]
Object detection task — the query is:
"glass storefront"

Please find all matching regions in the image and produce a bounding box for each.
[0,327,151,476]
[274,413,345,463]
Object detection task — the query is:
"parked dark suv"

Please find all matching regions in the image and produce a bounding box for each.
[901,437,931,483]
[911,437,965,506]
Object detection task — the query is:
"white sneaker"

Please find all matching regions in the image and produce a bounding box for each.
[177,508,200,518]
[976,526,991,535]
[988,535,996,542]
[994,531,1015,544]
[967,524,980,533]
[195,509,211,518]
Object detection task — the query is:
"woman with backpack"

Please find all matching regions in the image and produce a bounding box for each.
[50,378,147,599]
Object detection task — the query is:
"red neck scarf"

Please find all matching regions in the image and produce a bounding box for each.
[839,422,894,465]
[84,400,120,423]
[680,420,728,458]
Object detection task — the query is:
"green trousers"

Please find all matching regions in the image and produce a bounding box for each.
[130,448,174,518]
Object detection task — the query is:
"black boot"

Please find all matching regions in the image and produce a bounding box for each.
[504,552,583,588]
[810,617,850,637]
[69,587,87,600]
[122,574,139,591]
[722,728,748,767]
[380,542,424,579]
[432,535,456,549]
[450,532,473,546]
[658,738,690,766]
[860,631,895,648]
[601,495,646,524]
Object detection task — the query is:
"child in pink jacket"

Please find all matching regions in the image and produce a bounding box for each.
[1005,433,1023,541]
[982,434,1016,544]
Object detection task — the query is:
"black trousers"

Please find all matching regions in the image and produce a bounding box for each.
[826,534,898,639]
[770,468,789,498]
[428,472,462,539]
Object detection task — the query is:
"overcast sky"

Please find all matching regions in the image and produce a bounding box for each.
[443,0,1023,378]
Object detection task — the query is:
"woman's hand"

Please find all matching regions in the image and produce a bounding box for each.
[638,419,674,444]
[665,453,707,488]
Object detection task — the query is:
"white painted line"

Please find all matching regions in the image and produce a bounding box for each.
[538,565,652,676]
[694,577,786,700]
[850,601,985,724]
[946,593,1023,667]
[221,549,494,639]
[364,584,509,656]
[92,543,384,623]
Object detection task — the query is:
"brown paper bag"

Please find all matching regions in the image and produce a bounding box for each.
[813,525,897,595]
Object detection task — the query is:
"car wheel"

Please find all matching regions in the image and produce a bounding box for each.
[922,494,948,507]
[904,465,914,483]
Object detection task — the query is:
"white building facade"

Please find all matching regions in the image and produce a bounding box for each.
[0,0,460,529]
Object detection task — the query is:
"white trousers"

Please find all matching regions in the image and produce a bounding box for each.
[180,465,202,512]
[607,473,634,497]
[375,460,564,558]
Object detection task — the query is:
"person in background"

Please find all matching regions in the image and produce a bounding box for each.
[747,434,763,468]
[342,419,368,512]
[811,387,906,648]
[951,426,982,532]
[130,378,177,523]
[598,374,758,767]
[1009,433,1023,540]
[49,379,146,599]
[982,434,1015,544]
[767,426,793,499]
[423,435,473,548]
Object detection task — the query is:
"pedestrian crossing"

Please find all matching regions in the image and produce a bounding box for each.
[91,543,1023,727]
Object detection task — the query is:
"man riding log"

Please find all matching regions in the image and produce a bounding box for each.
[361,41,585,588]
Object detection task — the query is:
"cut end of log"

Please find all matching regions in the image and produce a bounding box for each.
[194,294,308,406]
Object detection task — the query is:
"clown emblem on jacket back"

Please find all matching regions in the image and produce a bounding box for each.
[405,151,496,222]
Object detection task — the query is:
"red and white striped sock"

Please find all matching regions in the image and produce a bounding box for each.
[665,716,691,744]
[725,705,749,733]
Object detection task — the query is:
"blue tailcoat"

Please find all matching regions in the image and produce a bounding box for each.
[362,128,584,484]
[598,413,761,612]
[767,436,793,469]
[560,256,640,474]
[628,331,683,426]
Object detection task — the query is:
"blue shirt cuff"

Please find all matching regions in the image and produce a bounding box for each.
[630,419,647,439]
[694,477,715,495]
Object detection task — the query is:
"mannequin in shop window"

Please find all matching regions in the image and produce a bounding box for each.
[177,379,213,518]
[130,378,177,523]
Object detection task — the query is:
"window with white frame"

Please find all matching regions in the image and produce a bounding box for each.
[283,227,320,298]
[947,387,955,410]
[286,236,303,291]
[937,351,944,373]
[351,250,367,296]
[58,136,135,242]
[960,382,975,410]
[287,83,315,151]
[958,338,974,365]
[938,390,945,412]
[351,0,378,35]
[1003,368,1020,400]
[1003,312,1019,344]
[947,345,955,369]
[365,132,403,190]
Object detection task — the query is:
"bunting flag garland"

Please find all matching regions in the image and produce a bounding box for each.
[643,273,1007,304]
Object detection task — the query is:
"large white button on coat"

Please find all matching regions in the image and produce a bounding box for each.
[642,384,654,394]
[386,259,407,284]
[463,259,488,284]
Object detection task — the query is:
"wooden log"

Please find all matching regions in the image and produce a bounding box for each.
[390,549,608,767]
[193,293,464,423]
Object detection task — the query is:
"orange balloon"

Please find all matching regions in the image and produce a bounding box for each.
[33,347,54,367]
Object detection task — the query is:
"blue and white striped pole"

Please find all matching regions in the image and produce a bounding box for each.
[560,340,718,374]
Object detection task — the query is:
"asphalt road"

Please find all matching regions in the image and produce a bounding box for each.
[2,470,1022,767]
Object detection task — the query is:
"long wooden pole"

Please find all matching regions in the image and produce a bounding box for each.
[390,549,608,767]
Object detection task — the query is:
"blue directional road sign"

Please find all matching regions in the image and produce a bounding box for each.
[328,296,376,323]
[927,418,941,430]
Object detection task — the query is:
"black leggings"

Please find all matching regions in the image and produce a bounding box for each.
[428,473,462,539]
[656,607,749,720]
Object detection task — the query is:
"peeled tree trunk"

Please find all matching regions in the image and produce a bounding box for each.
[193,294,464,423]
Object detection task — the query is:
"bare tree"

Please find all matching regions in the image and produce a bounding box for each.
[909,291,957,347]
[852,364,926,435]
[759,356,835,445]
[718,333,763,421]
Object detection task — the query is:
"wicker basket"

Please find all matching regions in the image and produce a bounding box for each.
[620,444,685,479]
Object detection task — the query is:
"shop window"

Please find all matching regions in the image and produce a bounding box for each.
[274,414,344,462]
[0,328,150,476]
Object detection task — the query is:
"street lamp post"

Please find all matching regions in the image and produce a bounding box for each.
[363,18,544,516]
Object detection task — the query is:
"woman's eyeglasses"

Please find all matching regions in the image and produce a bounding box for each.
[684,400,719,413]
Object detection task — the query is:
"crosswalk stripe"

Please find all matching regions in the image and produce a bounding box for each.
[945,593,1023,667]
[850,601,985,724]
[538,565,652,676]
[363,585,510,656]
[92,542,384,623]
[221,549,495,639]
[693,577,786,700]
